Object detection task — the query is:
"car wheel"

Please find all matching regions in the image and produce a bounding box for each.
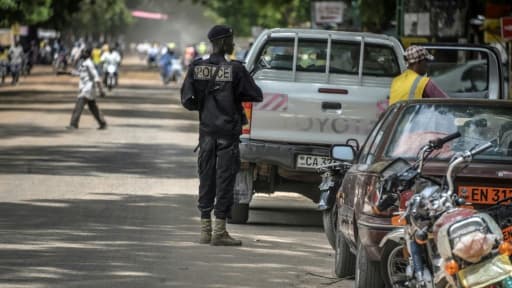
[334,228,355,278]
[228,203,249,224]
[355,241,385,288]
[381,241,408,288]
[322,206,337,249]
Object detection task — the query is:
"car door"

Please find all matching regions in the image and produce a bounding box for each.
[421,43,505,100]
[337,106,398,246]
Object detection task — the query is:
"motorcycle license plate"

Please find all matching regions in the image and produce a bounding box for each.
[458,186,512,205]
[296,155,334,169]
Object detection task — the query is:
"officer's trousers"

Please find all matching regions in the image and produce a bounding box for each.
[69,97,106,128]
[197,135,240,219]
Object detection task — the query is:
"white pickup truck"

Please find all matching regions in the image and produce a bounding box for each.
[230,28,407,223]
[232,30,508,224]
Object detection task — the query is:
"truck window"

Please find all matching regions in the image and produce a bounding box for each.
[258,39,295,71]
[428,49,490,99]
[296,40,328,72]
[330,42,400,77]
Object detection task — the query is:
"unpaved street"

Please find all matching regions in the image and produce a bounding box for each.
[0,63,354,288]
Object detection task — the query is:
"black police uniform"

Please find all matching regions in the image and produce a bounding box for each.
[181,52,263,220]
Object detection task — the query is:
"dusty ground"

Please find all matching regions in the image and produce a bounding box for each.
[0,62,354,288]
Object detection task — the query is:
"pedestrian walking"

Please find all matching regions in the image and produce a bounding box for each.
[389,45,448,105]
[66,47,107,130]
[8,41,23,85]
[181,25,263,246]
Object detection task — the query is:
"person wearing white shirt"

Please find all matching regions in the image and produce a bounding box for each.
[100,46,121,85]
[66,48,107,130]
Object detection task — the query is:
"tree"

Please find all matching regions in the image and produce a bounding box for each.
[67,0,134,39]
[0,0,53,27]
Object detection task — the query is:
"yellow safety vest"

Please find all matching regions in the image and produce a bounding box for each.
[389,69,430,105]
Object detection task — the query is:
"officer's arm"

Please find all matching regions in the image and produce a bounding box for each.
[236,65,263,102]
[180,67,198,111]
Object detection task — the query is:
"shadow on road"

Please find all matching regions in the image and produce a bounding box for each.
[0,193,330,287]
[0,143,197,179]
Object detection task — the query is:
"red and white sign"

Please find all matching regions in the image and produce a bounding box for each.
[502,16,512,41]
[131,10,168,20]
[254,93,288,112]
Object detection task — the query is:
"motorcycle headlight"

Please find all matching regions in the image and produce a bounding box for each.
[437,213,503,263]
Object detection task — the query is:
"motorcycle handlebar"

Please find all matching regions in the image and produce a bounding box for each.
[469,141,494,157]
[429,131,461,150]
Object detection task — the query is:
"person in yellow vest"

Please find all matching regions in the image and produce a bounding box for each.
[91,44,102,75]
[389,45,447,105]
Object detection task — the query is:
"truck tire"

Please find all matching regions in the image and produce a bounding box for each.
[229,203,249,224]
[355,241,385,288]
[322,206,337,249]
[334,228,355,278]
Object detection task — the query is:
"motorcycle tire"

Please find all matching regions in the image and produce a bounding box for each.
[334,228,355,278]
[355,241,385,288]
[381,241,408,288]
[322,206,337,249]
[228,203,249,224]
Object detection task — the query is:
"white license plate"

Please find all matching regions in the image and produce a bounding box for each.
[296,154,334,169]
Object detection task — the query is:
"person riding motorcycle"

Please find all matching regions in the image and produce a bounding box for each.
[100,46,121,87]
[159,43,182,85]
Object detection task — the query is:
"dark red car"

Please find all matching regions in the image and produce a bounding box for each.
[332,99,512,288]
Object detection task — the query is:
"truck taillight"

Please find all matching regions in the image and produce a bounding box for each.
[242,102,252,135]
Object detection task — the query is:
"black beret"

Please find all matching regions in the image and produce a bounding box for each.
[207,25,233,41]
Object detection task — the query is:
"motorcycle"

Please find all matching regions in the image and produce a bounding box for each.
[160,58,183,85]
[104,64,118,91]
[53,52,67,75]
[317,139,358,249]
[377,132,512,288]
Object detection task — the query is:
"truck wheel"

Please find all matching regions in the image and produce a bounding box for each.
[355,241,384,288]
[229,203,249,224]
[334,228,355,278]
[322,206,337,249]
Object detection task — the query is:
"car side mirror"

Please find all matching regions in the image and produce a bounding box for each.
[330,144,356,162]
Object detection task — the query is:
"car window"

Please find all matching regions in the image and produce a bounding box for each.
[358,106,397,165]
[385,104,512,162]
[259,39,295,71]
[362,44,401,77]
[428,49,489,99]
[329,42,359,74]
[330,42,400,77]
[297,40,327,72]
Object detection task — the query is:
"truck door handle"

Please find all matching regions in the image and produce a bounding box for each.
[322,102,342,110]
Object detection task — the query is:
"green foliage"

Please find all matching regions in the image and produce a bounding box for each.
[358,0,395,32]
[0,0,53,27]
[192,0,313,36]
[69,0,134,37]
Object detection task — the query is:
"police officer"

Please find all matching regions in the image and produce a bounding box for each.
[181,25,263,246]
[389,45,448,105]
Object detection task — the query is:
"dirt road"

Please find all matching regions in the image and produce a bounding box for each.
[0,63,354,288]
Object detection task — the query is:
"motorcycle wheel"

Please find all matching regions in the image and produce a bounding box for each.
[334,228,355,278]
[381,242,408,288]
[355,241,385,288]
[322,206,337,249]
